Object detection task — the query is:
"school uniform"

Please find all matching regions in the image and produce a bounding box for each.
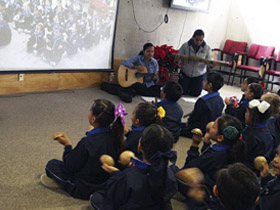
[242,123,274,170]
[181,92,224,137]
[125,126,145,159]
[254,175,280,210]
[155,100,183,142]
[45,127,117,200]
[267,117,280,149]
[183,143,231,190]
[225,95,251,128]
[90,152,178,210]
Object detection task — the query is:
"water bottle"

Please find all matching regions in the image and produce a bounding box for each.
[109,72,114,83]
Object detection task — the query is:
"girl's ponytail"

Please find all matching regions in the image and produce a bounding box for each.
[218,115,247,163]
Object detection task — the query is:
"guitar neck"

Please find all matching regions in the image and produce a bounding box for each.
[174,54,229,66]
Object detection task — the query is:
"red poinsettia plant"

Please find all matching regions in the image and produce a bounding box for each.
[154,44,180,85]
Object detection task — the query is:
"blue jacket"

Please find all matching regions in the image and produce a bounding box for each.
[242,123,274,170]
[254,175,280,210]
[188,92,224,134]
[156,100,183,142]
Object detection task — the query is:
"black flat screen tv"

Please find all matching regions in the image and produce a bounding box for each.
[169,0,210,13]
[0,0,119,73]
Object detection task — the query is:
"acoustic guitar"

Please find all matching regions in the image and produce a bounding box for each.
[117,65,169,87]
[173,54,230,67]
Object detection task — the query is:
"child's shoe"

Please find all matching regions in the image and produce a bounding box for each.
[40,173,61,188]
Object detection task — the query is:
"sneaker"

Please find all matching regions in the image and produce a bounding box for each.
[40,173,61,188]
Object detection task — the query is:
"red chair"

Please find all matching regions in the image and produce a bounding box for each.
[212,39,247,84]
[264,52,280,90]
[231,44,275,86]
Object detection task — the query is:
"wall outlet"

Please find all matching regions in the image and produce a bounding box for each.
[18,74,24,81]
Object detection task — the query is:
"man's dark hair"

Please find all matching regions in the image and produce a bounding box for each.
[192,29,205,37]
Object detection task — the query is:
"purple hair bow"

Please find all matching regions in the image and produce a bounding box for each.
[114,103,128,126]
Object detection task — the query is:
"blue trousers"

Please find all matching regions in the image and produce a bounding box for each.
[179,73,206,96]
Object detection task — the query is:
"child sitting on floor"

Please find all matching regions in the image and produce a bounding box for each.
[156,81,183,142]
[225,81,263,128]
[174,115,246,192]
[40,99,124,200]
[243,99,274,171]
[261,93,280,149]
[125,102,162,159]
[90,124,178,210]
[180,71,224,138]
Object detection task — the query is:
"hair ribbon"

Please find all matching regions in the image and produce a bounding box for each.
[114,103,128,126]
[157,106,166,119]
[248,99,270,114]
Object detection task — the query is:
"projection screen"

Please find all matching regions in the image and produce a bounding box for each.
[0,0,118,72]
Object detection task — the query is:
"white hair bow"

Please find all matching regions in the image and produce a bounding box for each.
[248,99,270,114]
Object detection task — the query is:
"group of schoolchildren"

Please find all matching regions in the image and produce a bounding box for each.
[40,71,280,210]
[0,0,112,65]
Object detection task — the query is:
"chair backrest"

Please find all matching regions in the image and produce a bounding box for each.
[247,44,259,58]
[222,39,247,55]
[255,45,275,60]
[276,51,280,62]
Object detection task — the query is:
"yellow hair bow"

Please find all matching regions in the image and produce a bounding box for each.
[157,106,166,119]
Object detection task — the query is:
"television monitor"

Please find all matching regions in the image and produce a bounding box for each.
[169,0,210,13]
[0,0,119,73]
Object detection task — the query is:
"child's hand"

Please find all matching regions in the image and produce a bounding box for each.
[225,97,232,105]
[260,162,269,178]
[123,124,129,134]
[102,163,119,173]
[192,134,203,147]
[203,132,211,144]
[53,132,71,146]
[187,185,205,202]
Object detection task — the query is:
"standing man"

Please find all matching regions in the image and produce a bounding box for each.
[176,29,213,96]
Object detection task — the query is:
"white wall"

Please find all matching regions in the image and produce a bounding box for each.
[114,0,231,57]
[226,0,280,55]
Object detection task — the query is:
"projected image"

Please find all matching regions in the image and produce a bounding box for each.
[0,0,117,71]
[170,0,210,12]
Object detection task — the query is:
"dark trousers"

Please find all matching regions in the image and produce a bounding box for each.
[179,73,206,97]
[45,159,102,199]
[100,82,160,103]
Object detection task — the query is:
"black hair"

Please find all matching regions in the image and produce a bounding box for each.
[163,81,183,102]
[245,77,259,85]
[136,102,162,126]
[140,124,175,209]
[217,115,247,163]
[140,124,174,160]
[261,93,280,130]
[91,99,124,155]
[248,83,263,99]
[138,42,154,55]
[192,29,205,38]
[216,163,260,210]
[206,71,224,92]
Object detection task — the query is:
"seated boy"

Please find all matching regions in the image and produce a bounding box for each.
[180,72,224,138]
[155,81,183,142]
